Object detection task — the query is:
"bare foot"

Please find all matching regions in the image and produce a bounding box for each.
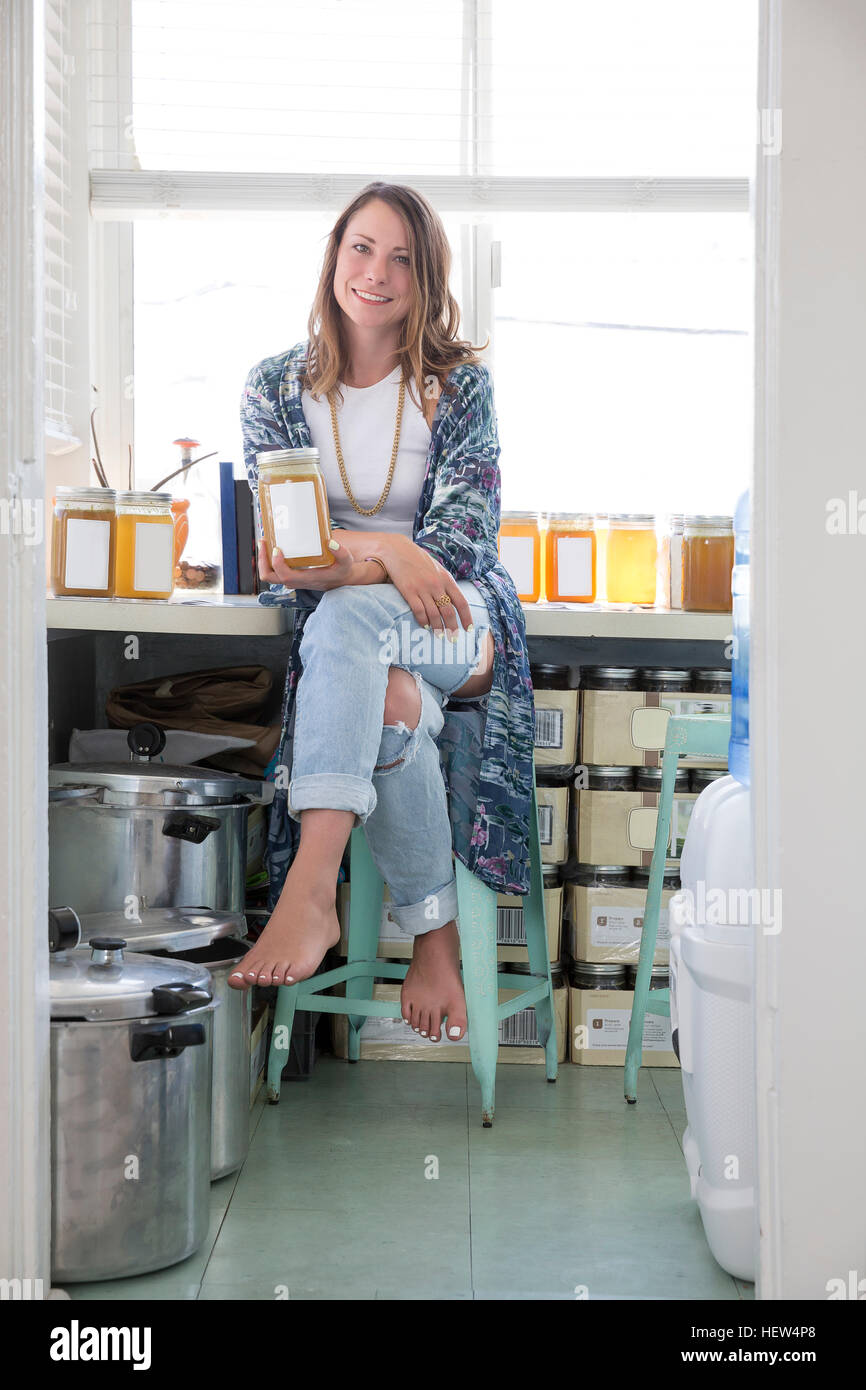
[401,921,467,1043]
[229,867,341,990]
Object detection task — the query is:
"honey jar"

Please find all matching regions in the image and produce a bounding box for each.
[113,491,175,600]
[682,515,734,612]
[543,512,596,602]
[605,513,658,605]
[256,448,335,569]
[50,487,117,597]
[498,511,542,603]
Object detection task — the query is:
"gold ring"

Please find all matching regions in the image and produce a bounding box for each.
[434,593,452,608]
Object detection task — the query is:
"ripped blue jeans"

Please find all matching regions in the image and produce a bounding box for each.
[289,580,491,936]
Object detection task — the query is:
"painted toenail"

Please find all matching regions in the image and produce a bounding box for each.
[420,1031,427,1036]
[449,1026,461,1037]
[413,1028,420,1033]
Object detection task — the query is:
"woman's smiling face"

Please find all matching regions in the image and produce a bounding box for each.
[333,197,413,332]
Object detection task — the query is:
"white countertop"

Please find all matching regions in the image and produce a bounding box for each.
[47,594,731,641]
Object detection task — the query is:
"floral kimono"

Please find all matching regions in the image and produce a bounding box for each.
[239,339,535,908]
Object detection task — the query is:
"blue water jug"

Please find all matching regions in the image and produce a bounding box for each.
[728,490,750,785]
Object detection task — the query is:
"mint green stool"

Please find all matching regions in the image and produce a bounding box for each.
[624,714,731,1104]
[266,775,558,1126]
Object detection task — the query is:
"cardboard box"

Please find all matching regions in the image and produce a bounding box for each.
[332,980,568,1064]
[569,987,679,1066]
[580,690,730,768]
[249,1002,271,1105]
[337,882,562,964]
[533,689,579,770]
[566,881,671,965]
[536,783,569,865]
[574,789,697,868]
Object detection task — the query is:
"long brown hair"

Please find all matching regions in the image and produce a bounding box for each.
[303,182,488,418]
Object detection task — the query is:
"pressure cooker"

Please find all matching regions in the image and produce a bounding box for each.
[49,907,218,1284]
[48,721,275,914]
[78,906,252,1180]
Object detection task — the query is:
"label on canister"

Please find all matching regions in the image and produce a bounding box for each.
[65,518,111,591]
[269,479,322,558]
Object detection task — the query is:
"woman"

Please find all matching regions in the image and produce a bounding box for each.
[231,182,535,1046]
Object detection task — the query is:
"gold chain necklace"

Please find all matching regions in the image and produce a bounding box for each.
[329,375,405,516]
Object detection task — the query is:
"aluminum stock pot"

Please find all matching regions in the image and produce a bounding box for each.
[49,722,275,915]
[49,910,218,1283]
[78,907,252,1180]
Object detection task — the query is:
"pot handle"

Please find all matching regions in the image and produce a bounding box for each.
[161,813,221,844]
[129,1021,206,1062]
[152,982,213,1015]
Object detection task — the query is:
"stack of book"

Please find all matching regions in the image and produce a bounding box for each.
[220,461,261,595]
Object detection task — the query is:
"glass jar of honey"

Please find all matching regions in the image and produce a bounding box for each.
[50,487,117,598]
[256,448,334,569]
[498,510,542,603]
[605,514,658,605]
[114,491,176,600]
[682,515,734,612]
[543,512,596,603]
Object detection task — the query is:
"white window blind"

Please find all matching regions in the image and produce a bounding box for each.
[44,0,77,442]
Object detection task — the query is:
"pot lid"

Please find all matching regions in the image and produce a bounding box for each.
[76,906,247,953]
[48,761,271,804]
[50,939,215,1021]
[48,722,274,806]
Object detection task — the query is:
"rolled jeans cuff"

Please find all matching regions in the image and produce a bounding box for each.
[385,876,459,937]
[288,773,376,825]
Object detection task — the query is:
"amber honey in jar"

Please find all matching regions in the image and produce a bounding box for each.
[113,491,176,600]
[543,512,596,602]
[256,448,335,569]
[682,515,734,612]
[605,513,658,605]
[51,487,117,597]
[498,510,542,603]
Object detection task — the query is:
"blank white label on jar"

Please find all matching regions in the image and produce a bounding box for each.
[133,521,174,593]
[499,535,535,594]
[556,536,593,596]
[64,518,110,591]
[269,480,322,560]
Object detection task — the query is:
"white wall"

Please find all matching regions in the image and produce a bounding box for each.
[754,0,866,1298]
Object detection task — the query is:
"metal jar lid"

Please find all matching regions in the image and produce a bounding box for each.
[608,513,655,524]
[77,907,247,954]
[630,866,681,889]
[116,490,173,506]
[689,767,729,791]
[500,510,538,522]
[565,864,632,886]
[638,667,692,691]
[507,962,565,988]
[587,766,635,790]
[634,766,690,792]
[691,667,732,691]
[625,964,670,990]
[55,486,118,503]
[570,960,629,988]
[530,663,570,688]
[579,666,640,690]
[684,514,733,529]
[49,939,214,1021]
[257,447,321,468]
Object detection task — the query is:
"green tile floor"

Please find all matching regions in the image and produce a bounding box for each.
[65,1057,756,1301]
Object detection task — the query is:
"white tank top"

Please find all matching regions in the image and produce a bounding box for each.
[301,366,431,538]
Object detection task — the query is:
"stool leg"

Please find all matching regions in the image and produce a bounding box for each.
[525,780,558,1082]
[456,859,499,1127]
[346,826,385,1061]
[266,983,299,1104]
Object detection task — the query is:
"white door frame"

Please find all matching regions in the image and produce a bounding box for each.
[0,0,52,1288]
[753,0,866,1298]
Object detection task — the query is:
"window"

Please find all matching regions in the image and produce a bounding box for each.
[87,0,758,546]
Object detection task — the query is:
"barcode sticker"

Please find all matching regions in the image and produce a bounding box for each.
[534,707,564,749]
[499,1007,539,1047]
[537,804,554,845]
[496,905,526,945]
